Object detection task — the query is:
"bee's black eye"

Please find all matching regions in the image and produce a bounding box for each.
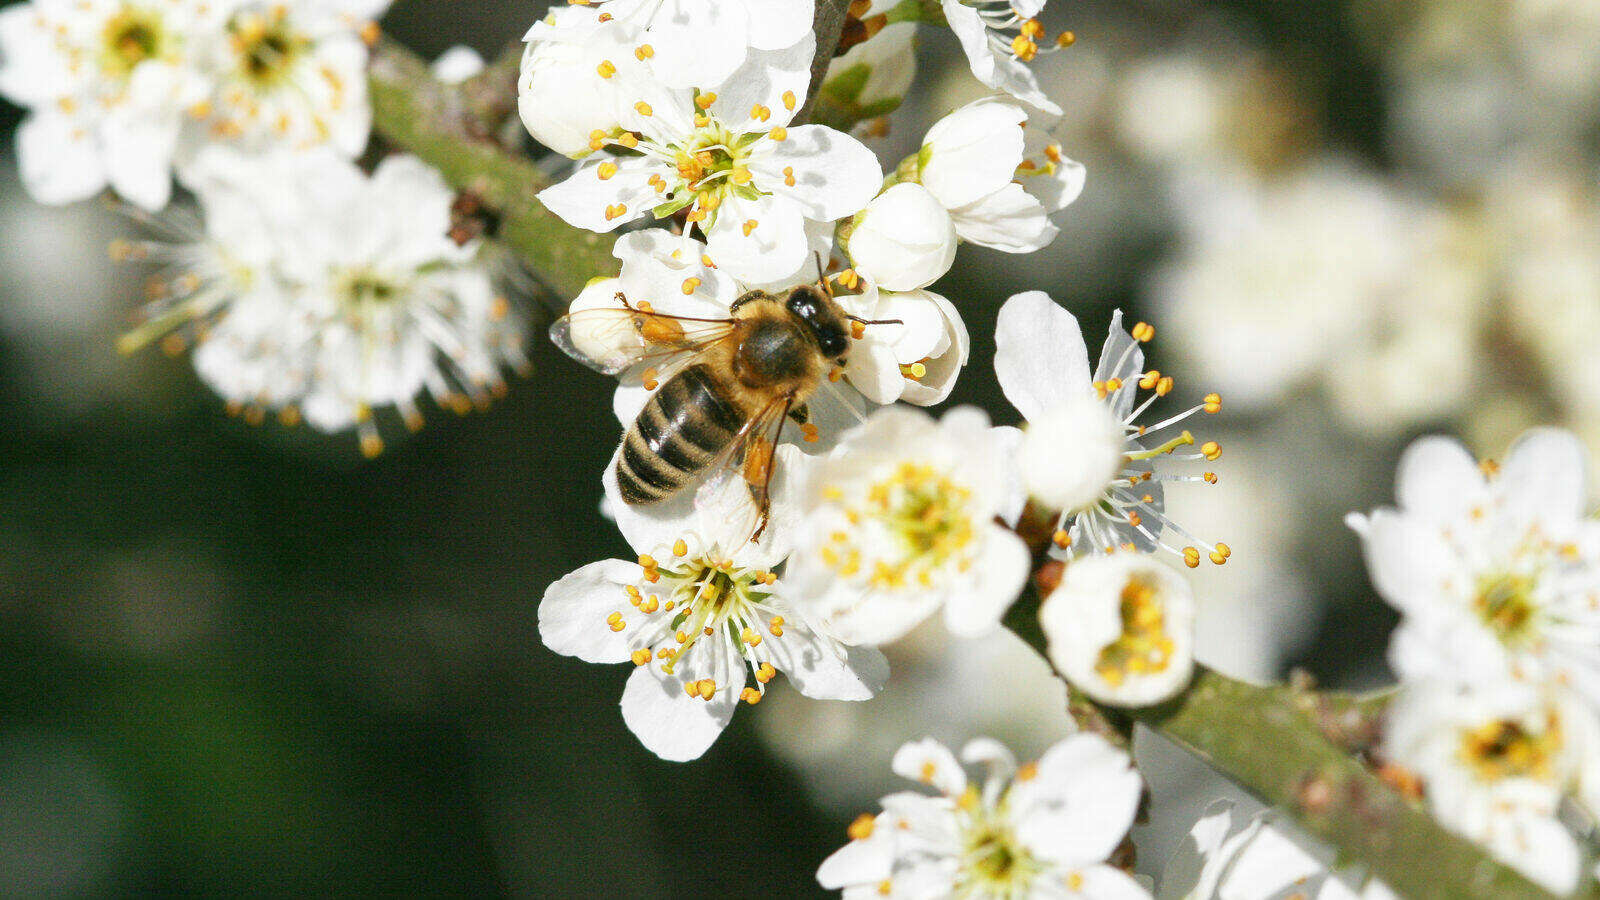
[818,331,847,358]
[788,294,819,317]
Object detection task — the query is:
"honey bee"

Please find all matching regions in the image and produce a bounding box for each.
[552,278,890,539]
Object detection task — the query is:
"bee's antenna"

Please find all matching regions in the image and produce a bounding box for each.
[844,314,904,327]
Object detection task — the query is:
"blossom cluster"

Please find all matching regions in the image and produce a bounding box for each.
[0,0,532,450]
[0,0,391,211]
[1350,430,1600,893]
[527,0,1232,774]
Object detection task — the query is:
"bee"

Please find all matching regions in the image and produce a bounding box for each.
[552,278,891,540]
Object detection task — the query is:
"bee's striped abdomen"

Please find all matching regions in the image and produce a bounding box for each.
[617,365,745,505]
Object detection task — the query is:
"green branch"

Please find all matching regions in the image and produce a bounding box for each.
[1005,585,1588,900]
[367,40,615,300]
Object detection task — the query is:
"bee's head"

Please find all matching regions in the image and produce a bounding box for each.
[786,284,850,360]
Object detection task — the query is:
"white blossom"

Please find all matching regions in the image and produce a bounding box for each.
[1040,552,1195,707]
[539,480,886,762]
[537,0,814,90]
[845,183,958,291]
[917,96,1086,253]
[0,0,217,209]
[1347,429,1600,703]
[1382,679,1591,895]
[191,0,386,159]
[789,406,1029,646]
[118,148,526,454]
[1161,803,1396,900]
[817,734,1149,899]
[994,291,1229,568]
[537,37,883,284]
[940,0,1066,114]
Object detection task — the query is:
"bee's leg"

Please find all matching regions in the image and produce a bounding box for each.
[744,395,794,543]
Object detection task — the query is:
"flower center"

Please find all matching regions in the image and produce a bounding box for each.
[100,6,169,79]
[333,268,402,308]
[1458,718,1559,783]
[230,9,308,88]
[828,461,976,589]
[1472,571,1538,644]
[616,549,784,703]
[1094,574,1174,687]
[958,811,1040,897]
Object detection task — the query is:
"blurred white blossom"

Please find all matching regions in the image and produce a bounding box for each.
[818,733,1148,898]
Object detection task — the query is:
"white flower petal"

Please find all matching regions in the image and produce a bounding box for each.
[756,124,883,221]
[1395,435,1482,518]
[538,559,641,663]
[942,526,1030,637]
[890,736,967,796]
[619,662,738,762]
[921,97,1027,209]
[705,192,809,284]
[1498,427,1587,522]
[1011,733,1142,867]
[994,290,1092,421]
[537,154,661,232]
[951,181,1059,253]
[17,114,108,206]
[741,0,814,50]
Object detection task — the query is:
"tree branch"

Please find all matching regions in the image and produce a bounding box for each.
[799,0,857,121]
[367,39,616,300]
[1004,586,1590,900]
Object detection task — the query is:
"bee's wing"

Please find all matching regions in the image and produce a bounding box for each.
[551,306,741,376]
[711,391,803,541]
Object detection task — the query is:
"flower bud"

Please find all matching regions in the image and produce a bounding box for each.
[845,183,957,291]
[1018,392,1125,513]
[1040,553,1195,707]
[517,16,631,158]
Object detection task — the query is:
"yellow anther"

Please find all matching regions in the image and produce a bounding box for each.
[850,320,867,339]
[588,128,606,151]
[801,423,820,443]
[1053,529,1071,549]
[1203,392,1222,413]
[742,219,759,236]
[1044,143,1063,164]
[847,813,875,840]
[633,43,654,60]
[1139,370,1159,389]
[755,662,776,683]
[696,679,717,700]
[1204,472,1218,484]
[596,59,616,78]
[1156,376,1174,396]
[675,630,689,644]
[769,126,787,141]
[1182,547,1201,569]
[1215,542,1232,558]
[782,90,796,110]
[615,132,639,149]
[750,103,770,121]
[1016,761,1039,781]
[672,539,688,557]
[740,687,763,705]
[1131,321,1155,342]
[1201,441,1221,461]
[359,432,384,459]
[730,166,752,185]
[1105,377,1123,391]
[919,760,937,783]
[1010,33,1037,60]
[638,554,657,570]
[768,616,784,637]
[641,367,660,390]
[741,627,762,647]
[633,100,652,116]
[1068,872,1085,890]
[900,362,927,379]
[1128,511,1142,527]
[681,277,701,295]
[1209,549,1228,565]
[1057,30,1076,47]
[640,594,659,613]
[604,202,628,221]
[631,649,651,666]
[597,161,618,180]
[694,91,717,110]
